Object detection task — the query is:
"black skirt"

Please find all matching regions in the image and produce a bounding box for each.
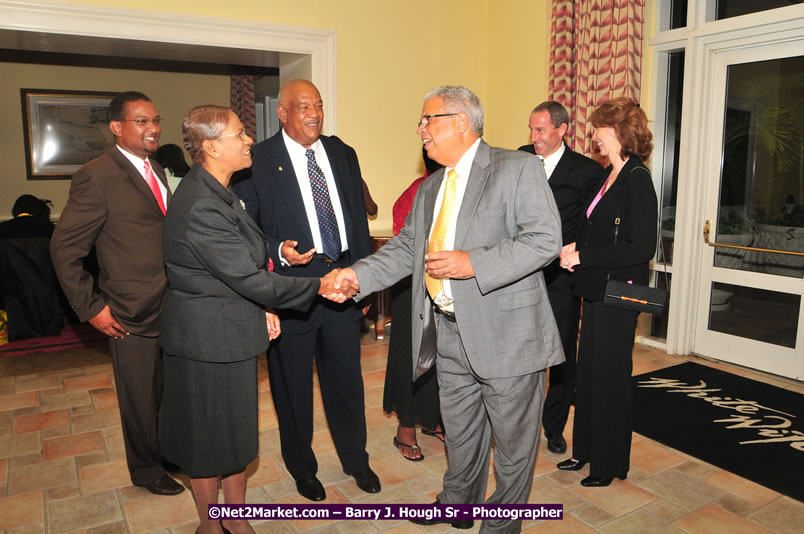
[160,353,258,478]
[382,283,441,429]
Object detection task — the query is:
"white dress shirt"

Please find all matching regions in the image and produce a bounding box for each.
[116,145,168,205]
[280,129,350,262]
[539,142,565,180]
[428,137,481,312]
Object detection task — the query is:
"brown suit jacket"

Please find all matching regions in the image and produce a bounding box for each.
[51,146,171,336]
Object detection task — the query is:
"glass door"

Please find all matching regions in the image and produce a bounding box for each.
[694,46,804,380]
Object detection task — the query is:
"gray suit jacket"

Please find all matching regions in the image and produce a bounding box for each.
[160,165,320,363]
[352,140,565,379]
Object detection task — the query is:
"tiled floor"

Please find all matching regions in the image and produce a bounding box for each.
[1,331,803,534]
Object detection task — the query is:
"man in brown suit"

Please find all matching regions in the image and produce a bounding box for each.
[50,91,183,496]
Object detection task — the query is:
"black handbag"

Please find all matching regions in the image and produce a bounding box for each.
[601,166,667,315]
[604,279,666,315]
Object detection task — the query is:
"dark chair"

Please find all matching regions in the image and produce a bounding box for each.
[0,237,63,340]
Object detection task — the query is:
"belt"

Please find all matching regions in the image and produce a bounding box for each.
[312,251,347,265]
[433,305,456,322]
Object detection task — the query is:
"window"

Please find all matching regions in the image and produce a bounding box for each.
[715,0,804,21]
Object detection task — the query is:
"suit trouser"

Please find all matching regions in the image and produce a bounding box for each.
[434,314,545,534]
[268,302,369,480]
[572,299,638,478]
[542,269,581,436]
[109,333,166,486]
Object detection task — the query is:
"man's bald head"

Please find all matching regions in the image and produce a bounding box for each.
[277,79,324,148]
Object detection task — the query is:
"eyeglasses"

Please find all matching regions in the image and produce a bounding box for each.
[217,129,249,141]
[118,118,161,126]
[418,113,458,128]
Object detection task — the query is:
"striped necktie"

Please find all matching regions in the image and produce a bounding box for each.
[306,148,342,260]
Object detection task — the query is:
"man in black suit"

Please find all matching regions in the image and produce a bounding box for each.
[518,101,602,454]
[234,79,379,501]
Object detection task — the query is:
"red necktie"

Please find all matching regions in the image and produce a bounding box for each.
[143,160,167,215]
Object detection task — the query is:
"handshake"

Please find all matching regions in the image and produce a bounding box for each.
[318,268,360,303]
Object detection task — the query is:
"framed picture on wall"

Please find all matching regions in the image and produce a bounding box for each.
[21,89,118,180]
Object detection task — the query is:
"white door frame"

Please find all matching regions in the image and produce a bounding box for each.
[0,0,337,132]
[692,40,804,378]
[652,4,804,377]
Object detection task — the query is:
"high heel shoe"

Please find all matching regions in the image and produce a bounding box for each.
[220,521,233,534]
[557,458,587,471]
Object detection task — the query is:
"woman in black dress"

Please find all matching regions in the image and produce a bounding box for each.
[160,105,350,534]
[556,97,657,487]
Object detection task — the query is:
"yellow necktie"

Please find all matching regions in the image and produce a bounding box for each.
[426,169,459,300]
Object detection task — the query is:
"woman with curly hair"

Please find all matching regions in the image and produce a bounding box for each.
[556,97,657,487]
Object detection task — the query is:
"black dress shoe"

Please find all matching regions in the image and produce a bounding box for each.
[580,475,612,487]
[580,474,626,487]
[409,500,473,529]
[557,458,587,471]
[139,474,185,495]
[220,521,233,534]
[296,477,326,501]
[344,467,381,493]
[545,432,567,454]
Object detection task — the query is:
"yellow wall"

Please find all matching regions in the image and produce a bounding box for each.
[1,63,229,219]
[6,0,557,230]
[486,1,553,150]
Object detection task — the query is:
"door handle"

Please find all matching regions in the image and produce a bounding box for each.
[703,220,804,256]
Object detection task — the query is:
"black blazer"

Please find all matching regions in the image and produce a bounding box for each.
[160,165,320,363]
[233,131,371,328]
[572,158,658,301]
[519,143,603,285]
[518,143,603,246]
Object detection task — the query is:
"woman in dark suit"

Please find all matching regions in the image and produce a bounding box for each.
[160,105,349,534]
[556,97,657,487]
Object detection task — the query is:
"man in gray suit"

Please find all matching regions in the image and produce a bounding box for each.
[336,86,564,533]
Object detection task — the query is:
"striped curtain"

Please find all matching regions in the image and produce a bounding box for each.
[230,75,257,141]
[548,0,644,157]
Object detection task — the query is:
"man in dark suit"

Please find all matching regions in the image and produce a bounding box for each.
[518,101,602,455]
[234,79,378,501]
[50,91,183,496]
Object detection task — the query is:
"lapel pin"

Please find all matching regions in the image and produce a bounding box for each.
[239,199,246,210]
[278,166,283,172]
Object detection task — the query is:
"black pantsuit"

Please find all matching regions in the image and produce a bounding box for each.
[572,300,638,478]
[571,157,658,480]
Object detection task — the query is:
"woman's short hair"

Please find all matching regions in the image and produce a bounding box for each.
[182,105,232,164]
[590,97,653,161]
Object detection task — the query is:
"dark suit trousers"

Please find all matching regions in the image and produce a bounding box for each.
[109,334,166,486]
[268,302,369,480]
[572,299,638,479]
[542,266,581,436]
